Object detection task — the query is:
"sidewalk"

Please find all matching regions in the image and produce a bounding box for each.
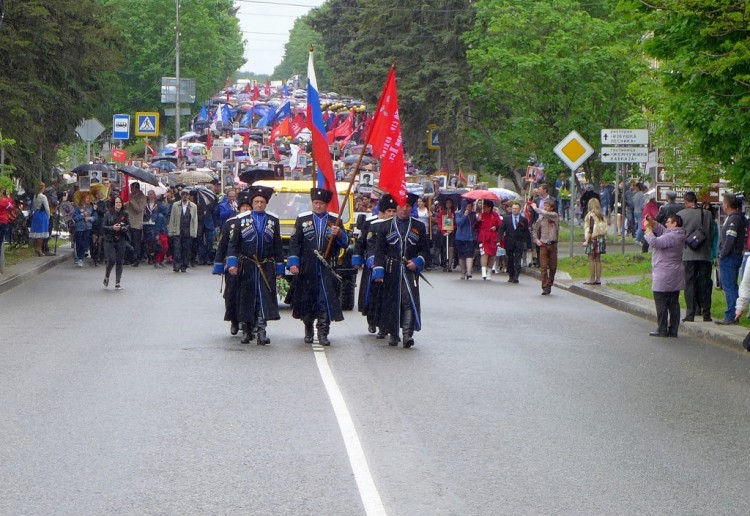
[524,266,750,353]
[2,247,748,353]
[0,246,73,296]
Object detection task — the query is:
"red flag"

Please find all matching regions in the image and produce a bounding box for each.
[365,67,407,205]
[338,121,363,150]
[268,118,291,143]
[334,109,355,138]
[458,170,467,184]
[147,145,157,157]
[111,148,127,162]
[360,114,374,145]
[251,83,260,102]
[289,112,305,138]
[264,80,271,96]
[206,130,213,150]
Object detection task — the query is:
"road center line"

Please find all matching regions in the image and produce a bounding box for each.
[312,344,387,516]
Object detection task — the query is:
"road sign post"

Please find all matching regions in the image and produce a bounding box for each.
[75,118,105,164]
[554,130,594,257]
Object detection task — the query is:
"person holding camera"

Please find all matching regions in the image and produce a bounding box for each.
[102,196,130,290]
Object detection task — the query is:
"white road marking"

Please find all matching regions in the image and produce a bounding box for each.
[312,344,388,516]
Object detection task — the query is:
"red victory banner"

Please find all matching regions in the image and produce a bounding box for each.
[111,147,128,163]
[366,67,407,205]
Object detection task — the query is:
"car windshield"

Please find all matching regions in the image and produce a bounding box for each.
[266,192,351,225]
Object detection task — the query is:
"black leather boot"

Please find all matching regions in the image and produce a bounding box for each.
[401,309,415,348]
[256,329,269,345]
[240,327,251,344]
[388,334,400,346]
[304,321,314,344]
[317,314,331,346]
[230,321,239,336]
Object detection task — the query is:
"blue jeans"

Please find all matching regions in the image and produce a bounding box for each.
[75,230,90,261]
[720,253,743,321]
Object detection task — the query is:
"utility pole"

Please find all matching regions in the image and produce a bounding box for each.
[175,0,181,140]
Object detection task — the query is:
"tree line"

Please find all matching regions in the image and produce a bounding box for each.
[2,0,748,196]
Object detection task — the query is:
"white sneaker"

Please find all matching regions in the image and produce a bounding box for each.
[76,260,83,267]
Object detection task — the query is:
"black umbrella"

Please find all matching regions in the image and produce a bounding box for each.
[239,167,276,185]
[435,189,468,208]
[191,186,217,208]
[72,163,111,175]
[116,165,160,186]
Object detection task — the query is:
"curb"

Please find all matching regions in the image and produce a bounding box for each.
[520,266,750,353]
[0,249,73,296]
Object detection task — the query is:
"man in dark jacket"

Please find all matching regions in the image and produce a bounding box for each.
[353,194,398,336]
[226,186,284,344]
[287,188,349,346]
[372,193,429,348]
[677,191,714,322]
[497,201,531,283]
[655,191,683,224]
[212,192,252,337]
[716,193,747,325]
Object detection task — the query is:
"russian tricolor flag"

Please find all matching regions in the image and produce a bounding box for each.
[307,49,339,213]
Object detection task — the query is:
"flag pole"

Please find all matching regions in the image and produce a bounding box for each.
[323,62,395,259]
[323,133,370,259]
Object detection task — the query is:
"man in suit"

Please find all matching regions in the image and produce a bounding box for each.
[168,188,198,273]
[498,201,531,283]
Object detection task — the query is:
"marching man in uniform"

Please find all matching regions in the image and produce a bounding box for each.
[212,191,252,337]
[287,188,349,346]
[226,186,284,345]
[373,193,430,348]
[353,194,398,337]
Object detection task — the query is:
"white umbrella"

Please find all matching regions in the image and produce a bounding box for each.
[488,187,520,201]
[179,131,200,141]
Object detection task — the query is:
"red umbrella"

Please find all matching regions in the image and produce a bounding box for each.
[461,190,501,202]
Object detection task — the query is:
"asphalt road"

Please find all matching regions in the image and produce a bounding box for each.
[2,263,750,515]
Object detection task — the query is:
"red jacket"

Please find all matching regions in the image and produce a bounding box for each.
[0,196,15,225]
[477,210,501,246]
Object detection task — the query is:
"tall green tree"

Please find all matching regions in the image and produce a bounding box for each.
[272,16,331,89]
[465,0,643,188]
[623,0,750,194]
[98,0,245,141]
[309,0,475,172]
[0,0,121,190]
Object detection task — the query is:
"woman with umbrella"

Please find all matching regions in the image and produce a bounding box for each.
[102,196,130,290]
[29,182,52,256]
[476,200,502,280]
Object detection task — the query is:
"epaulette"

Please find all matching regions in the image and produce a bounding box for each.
[266,210,279,218]
[370,218,388,225]
[298,210,312,217]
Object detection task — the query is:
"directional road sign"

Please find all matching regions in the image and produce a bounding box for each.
[112,114,130,140]
[135,112,159,137]
[75,118,105,142]
[600,128,648,146]
[600,146,649,163]
[554,130,594,171]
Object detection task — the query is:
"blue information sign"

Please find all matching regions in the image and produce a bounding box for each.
[112,114,130,140]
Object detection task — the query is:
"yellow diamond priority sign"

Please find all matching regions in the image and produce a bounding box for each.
[554,130,594,171]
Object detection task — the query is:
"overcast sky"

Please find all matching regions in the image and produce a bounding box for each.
[235,0,326,75]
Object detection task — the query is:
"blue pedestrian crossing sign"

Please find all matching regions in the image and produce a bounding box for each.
[112,114,130,140]
[135,112,159,137]
[427,124,440,150]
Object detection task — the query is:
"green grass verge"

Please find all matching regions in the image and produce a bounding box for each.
[609,277,750,329]
[557,252,652,279]
[2,245,36,268]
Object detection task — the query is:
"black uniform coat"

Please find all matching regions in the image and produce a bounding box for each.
[372,216,429,336]
[287,211,348,322]
[212,211,251,322]
[354,215,388,315]
[226,211,284,324]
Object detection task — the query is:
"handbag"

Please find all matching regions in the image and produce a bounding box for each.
[685,208,707,250]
